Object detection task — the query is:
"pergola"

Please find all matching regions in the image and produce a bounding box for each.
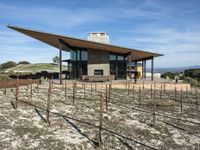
[8,25,163,84]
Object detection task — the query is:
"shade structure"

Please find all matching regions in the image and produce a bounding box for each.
[7,25,163,61]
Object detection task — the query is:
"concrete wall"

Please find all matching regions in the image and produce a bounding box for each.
[87,49,110,76]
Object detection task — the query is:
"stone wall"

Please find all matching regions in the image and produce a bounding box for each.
[87,49,110,76]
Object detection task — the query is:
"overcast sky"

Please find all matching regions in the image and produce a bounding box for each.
[0,0,200,68]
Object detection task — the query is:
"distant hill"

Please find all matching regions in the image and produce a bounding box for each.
[147,65,200,74]
[5,63,67,73]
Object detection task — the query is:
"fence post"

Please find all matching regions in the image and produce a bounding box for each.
[106,85,108,113]
[195,87,198,111]
[180,89,183,114]
[4,79,7,95]
[152,90,156,126]
[109,84,111,102]
[64,81,67,98]
[151,84,153,100]
[186,86,188,99]
[73,81,76,105]
[37,82,39,93]
[47,80,51,125]
[143,81,144,92]
[30,79,32,98]
[91,82,92,96]
[139,87,141,105]
[132,85,135,100]
[84,82,86,99]
[164,82,166,95]
[16,77,19,109]
[99,95,103,147]
[128,81,130,95]
[174,87,177,101]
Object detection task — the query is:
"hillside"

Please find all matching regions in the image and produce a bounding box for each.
[5,63,67,73]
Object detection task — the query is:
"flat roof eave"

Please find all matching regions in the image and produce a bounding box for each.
[7,25,164,61]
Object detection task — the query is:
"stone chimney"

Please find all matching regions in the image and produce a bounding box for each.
[87,32,110,44]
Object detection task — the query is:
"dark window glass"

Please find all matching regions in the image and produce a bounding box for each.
[117,55,124,61]
[70,50,77,60]
[81,50,88,60]
[109,54,116,60]
[94,70,103,75]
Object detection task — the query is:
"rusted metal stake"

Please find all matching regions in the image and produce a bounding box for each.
[16,78,19,109]
[91,82,92,96]
[128,81,130,95]
[132,85,135,100]
[73,81,76,105]
[64,81,67,98]
[4,79,7,95]
[105,85,108,113]
[30,79,32,98]
[99,95,103,146]
[152,90,156,126]
[180,89,183,114]
[47,80,51,125]
[151,84,153,100]
[195,87,198,111]
[109,84,111,102]
[174,87,177,101]
[84,82,86,99]
[139,87,141,105]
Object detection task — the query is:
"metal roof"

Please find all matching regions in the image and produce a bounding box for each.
[7,25,163,61]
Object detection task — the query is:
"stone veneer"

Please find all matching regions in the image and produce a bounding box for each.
[87,49,110,76]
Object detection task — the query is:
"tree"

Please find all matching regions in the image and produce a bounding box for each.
[0,61,17,71]
[53,56,60,64]
[18,61,31,65]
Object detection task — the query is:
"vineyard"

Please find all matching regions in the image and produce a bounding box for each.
[0,79,199,149]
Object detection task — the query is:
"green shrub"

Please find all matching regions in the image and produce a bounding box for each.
[0,61,17,71]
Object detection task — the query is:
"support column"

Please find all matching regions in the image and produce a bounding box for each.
[144,60,146,79]
[59,41,62,85]
[128,53,132,80]
[151,57,154,81]
[142,60,144,79]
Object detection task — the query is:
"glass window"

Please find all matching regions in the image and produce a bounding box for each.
[70,50,77,60]
[117,55,124,61]
[81,50,88,60]
[109,54,116,61]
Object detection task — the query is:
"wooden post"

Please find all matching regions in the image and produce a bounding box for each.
[139,87,141,105]
[152,90,156,126]
[4,79,7,95]
[99,95,103,146]
[30,79,32,98]
[64,81,67,98]
[37,82,39,93]
[174,87,177,101]
[143,81,144,92]
[132,85,135,100]
[126,80,128,90]
[73,81,76,105]
[151,84,153,100]
[180,89,183,114]
[91,82,92,96]
[95,82,97,91]
[186,86,188,99]
[105,85,108,113]
[164,82,166,94]
[128,81,130,95]
[84,82,86,99]
[109,84,111,102]
[16,78,19,109]
[47,80,51,125]
[160,85,162,100]
[195,87,198,111]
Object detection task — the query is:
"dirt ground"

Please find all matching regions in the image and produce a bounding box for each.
[0,80,199,149]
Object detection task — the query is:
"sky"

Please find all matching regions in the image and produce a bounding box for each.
[0,0,200,68]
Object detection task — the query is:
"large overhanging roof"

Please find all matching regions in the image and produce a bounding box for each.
[7,25,163,61]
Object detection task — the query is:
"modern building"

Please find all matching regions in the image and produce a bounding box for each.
[8,25,163,84]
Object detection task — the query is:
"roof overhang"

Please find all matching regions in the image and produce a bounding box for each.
[7,25,163,61]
